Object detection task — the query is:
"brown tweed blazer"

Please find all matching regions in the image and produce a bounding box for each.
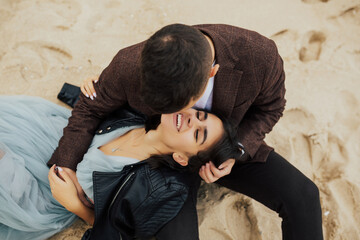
[48,24,286,170]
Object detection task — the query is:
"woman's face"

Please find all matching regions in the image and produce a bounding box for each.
[159,108,224,164]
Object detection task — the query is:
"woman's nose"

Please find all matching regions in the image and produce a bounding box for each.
[187,113,202,129]
[187,115,194,128]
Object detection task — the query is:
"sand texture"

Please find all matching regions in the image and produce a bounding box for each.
[1,0,359,239]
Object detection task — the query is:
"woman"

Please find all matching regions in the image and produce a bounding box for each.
[0,95,241,240]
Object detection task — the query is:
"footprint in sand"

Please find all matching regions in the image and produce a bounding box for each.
[323,180,360,239]
[38,0,81,29]
[197,183,233,226]
[0,41,72,94]
[301,0,329,3]
[299,31,326,62]
[15,41,72,81]
[270,29,299,60]
[197,184,263,240]
[338,5,360,25]
[271,108,321,168]
[227,199,262,239]
[200,195,262,240]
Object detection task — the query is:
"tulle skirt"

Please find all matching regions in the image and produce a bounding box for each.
[0,96,77,240]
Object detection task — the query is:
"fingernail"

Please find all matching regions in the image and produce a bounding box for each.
[90,95,94,100]
[55,166,58,171]
[85,93,89,98]
[57,167,63,172]
[93,92,97,98]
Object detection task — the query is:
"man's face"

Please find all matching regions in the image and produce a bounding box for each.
[178,76,210,111]
[180,97,201,111]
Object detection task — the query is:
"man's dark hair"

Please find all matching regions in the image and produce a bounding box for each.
[140,24,213,114]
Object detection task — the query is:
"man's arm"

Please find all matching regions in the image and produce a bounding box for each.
[199,41,285,182]
[237,42,286,159]
[47,54,128,170]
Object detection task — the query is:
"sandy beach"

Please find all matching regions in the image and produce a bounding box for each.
[1,0,359,239]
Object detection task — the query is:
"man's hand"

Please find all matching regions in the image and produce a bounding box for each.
[80,75,99,100]
[199,158,235,183]
[55,166,93,207]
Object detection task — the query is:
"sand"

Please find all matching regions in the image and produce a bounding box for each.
[0,0,359,239]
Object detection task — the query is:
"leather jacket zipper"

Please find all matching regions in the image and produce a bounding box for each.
[108,171,135,240]
[108,171,135,213]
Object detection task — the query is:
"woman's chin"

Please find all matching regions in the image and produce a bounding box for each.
[160,114,175,132]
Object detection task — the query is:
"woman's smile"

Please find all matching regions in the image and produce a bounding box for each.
[173,113,184,132]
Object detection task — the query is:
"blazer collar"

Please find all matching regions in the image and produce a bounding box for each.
[195,25,243,118]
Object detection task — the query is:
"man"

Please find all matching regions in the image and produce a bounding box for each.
[48,24,323,239]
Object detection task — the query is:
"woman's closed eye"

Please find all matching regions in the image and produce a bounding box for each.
[195,111,208,144]
[196,111,208,121]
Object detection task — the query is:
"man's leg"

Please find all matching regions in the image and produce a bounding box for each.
[155,175,201,240]
[217,151,323,240]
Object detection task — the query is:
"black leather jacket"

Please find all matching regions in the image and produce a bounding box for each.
[82,161,191,240]
[58,83,192,239]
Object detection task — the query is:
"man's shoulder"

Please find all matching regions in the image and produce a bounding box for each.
[111,40,146,66]
[195,24,279,73]
[106,40,145,85]
[195,24,277,54]
[195,24,270,41]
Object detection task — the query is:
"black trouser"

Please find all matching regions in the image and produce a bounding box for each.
[155,151,324,240]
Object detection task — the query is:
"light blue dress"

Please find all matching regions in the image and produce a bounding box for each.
[0,96,139,240]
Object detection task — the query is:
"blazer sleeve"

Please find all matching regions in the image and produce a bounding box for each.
[47,53,128,170]
[237,42,286,159]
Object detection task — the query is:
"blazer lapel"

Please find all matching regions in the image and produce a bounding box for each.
[212,67,243,118]
[196,25,243,118]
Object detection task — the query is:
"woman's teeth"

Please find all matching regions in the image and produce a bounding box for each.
[176,114,182,131]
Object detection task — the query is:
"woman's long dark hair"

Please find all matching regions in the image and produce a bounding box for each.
[144,113,244,172]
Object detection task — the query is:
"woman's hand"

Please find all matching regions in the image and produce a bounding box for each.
[80,76,99,100]
[199,158,235,183]
[48,165,82,212]
[60,167,94,208]
[48,165,95,225]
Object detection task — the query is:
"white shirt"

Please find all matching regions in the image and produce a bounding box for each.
[193,61,215,111]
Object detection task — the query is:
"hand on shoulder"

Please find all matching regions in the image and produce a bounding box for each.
[80,76,99,100]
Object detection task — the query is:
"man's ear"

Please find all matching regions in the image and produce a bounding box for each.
[209,64,220,78]
[172,152,189,166]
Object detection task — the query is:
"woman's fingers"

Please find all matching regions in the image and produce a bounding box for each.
[209,161,223,178]
[48,165,56,188]
[204,162,219,183]
[48,166,64,185]
[80,84,89,98]
[81,76,98,99]
[199,166,210,183]
[84,82,95,99]
[57,167,73,184]
[199,160,236,184]
[87,81,96,98]
[48,165,59,183]
[83,84,94,100]
[218,159,235,175]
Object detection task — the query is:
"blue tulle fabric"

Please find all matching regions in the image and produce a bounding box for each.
[0,96,139,240]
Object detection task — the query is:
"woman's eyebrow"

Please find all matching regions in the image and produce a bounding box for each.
[200,128,207,145]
